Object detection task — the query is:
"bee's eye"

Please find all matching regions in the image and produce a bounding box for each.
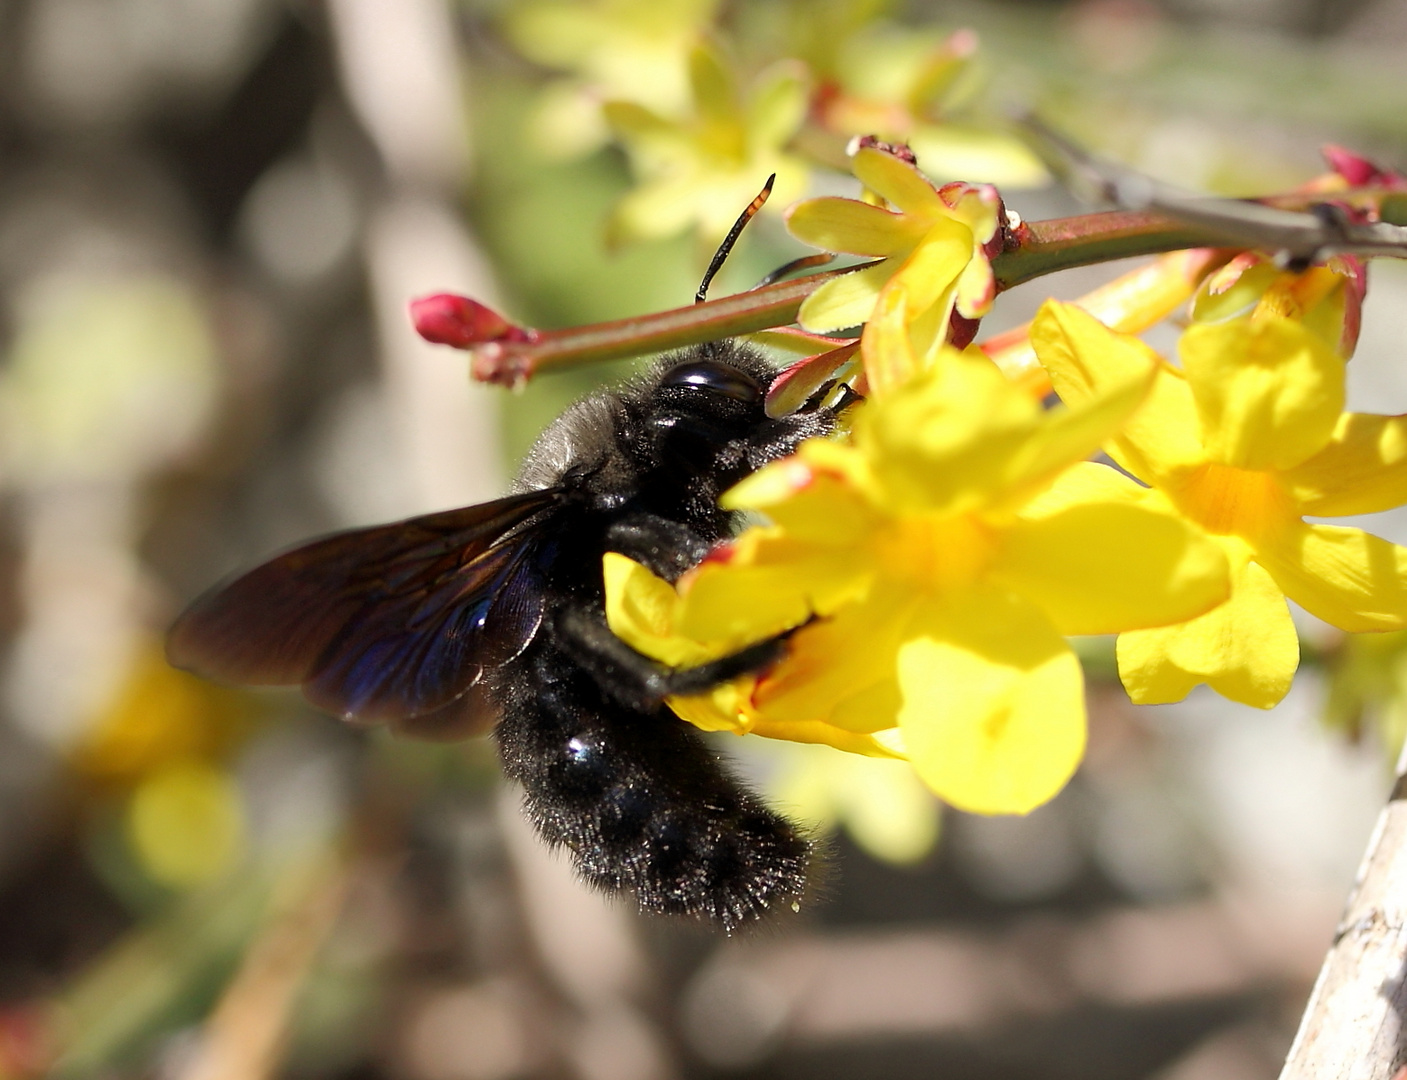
[660,360,763,404]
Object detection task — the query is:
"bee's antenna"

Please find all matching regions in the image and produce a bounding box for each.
[696,174,776,304]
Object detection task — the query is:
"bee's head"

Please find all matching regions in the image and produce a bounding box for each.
[644,342,839,487]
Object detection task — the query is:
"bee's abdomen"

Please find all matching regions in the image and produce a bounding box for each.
[493,650,810,932]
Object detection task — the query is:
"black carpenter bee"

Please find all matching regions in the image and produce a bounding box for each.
[167,183,852,930]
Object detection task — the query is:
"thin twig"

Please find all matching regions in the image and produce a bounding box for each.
[1020,114,1407,268]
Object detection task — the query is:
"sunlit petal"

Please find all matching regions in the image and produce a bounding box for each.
[894,220,975,316]
[1117,548,1297,708]
[678,530,873,642]
[1030,301,1204,483]
[1180,314,1344,470]
[897,590,1085,815]
[852,146,946,217]
[797,261,897,332]
[751,589,913,730]
[745,719,906,758]
[860,281,924,399]
[785,197,926,257]
[603,552,714,668]
[1258,523,1407,632]
[994,354,1156,507]
[858,347,1043,515]
[996,465,1230,635]
[667,678,755,734]
[1283,413,1407,517]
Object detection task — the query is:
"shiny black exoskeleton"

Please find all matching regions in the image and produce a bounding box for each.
[168,340,840,930]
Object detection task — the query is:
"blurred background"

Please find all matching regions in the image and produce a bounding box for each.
[0,0,1404,1077]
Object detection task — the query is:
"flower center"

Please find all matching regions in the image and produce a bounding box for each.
[876,513,994,592]
[1174,462,1291,539]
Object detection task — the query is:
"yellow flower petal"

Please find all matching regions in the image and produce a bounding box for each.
[750,588,912,731]
[1116,548,1297,708]
[1283,413,1407,517]
[859,283,919,398]
[722,443,875,521]
[688,42,738,125]
[746,61,809,150]
[740,466,879,546]
[797,261,897,332]
[603,552,721,666]
[851,146,945,217]
[667,678,755,734]
[1030,301,1205,484]
[897,590,1085,815]
[995,349,1156,507]
[858,346,1043,515]
[1180,314,1345,471]
[1257,523,1407,632]
[746,719,906,758]
[677,529,871,643]
[888,219,973,319]
[996,464,1230,635]
[955,246,997,319]
[785,197,926,257]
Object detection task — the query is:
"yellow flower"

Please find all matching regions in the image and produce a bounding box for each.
[1032,298,1407,709]
[602,43,810,243]
[1191,250,1367,360]
[786,145,1003,337]
[127,760,246,888]
[767,742,942,865]
[814,24,1047,189]
[604,551,903,758]
[504,0,719,157]
[607,304,1230,814]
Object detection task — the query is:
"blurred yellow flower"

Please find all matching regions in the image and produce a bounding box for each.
[815,25,1047,189]
[127,760,246,888]
[505,0,719,157]
[608,303,1231,814]
[602,43,810,243]
[1191,250,1367,360]
[0,275,217,484]
[1033,297,1407,709]
[73,640,251,784]
[786,145,1002,338]
[769,742,941,865]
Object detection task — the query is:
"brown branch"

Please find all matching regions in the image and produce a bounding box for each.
[462,265,874,387]
[445,188,1403,385]
[1277,741,1407,1080]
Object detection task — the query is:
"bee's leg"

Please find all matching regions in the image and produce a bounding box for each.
[604,514,712,583]
[555,605,786,712]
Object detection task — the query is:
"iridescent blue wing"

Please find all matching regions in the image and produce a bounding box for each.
[167,489,560,736]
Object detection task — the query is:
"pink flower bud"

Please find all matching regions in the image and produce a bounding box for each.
[410,293,521,348]
[1322,145,1407,190]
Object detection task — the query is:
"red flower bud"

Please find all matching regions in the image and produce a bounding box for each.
[1322,145,1407,190]
[410,293,523,348]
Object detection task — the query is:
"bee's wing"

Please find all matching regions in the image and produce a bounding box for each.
[167,488,560,736]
